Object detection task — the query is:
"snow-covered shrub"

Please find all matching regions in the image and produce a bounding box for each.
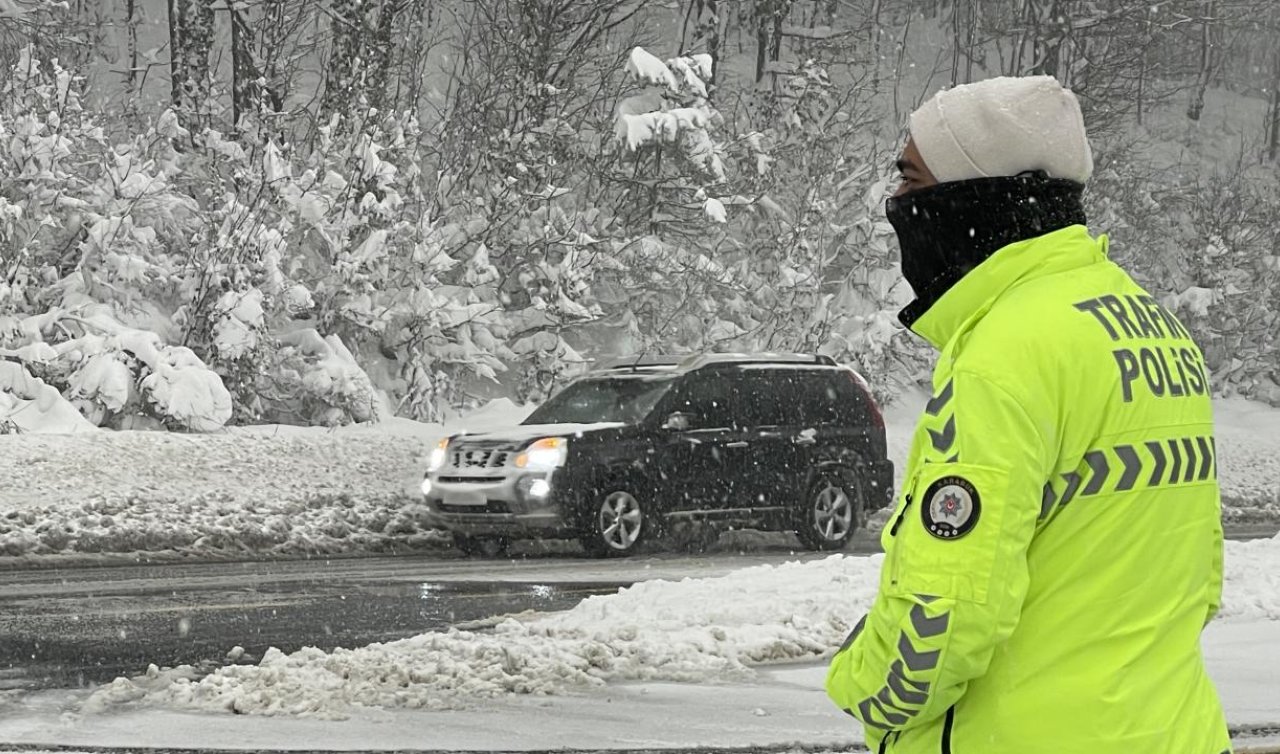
[0,48,235,431]
[271,329,382,426]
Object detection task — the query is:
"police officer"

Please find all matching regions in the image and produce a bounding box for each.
[825,76,1231,753]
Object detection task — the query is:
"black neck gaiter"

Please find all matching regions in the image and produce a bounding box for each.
[886,174,1087,329]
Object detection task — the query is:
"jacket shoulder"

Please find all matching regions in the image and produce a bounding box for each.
[951,260,1149,396]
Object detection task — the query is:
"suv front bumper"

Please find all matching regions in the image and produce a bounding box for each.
[421,472,576,537]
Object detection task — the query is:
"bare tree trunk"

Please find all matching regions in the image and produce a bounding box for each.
[1269,46,1280,162]
[169,0,215,128]
[323,0,367,117]
[1136,48,1147,126]
[754,4,769,82]
[683,0,722,92]
[258,0,290,114]
[168,0,184,106]
[869,0,883,91]
[1041,0,1063,79]
[1188,0,1217,121]
[704,0,721,93]
[1136,12,1153,126]
[950,0,963,85]
[769,5,784,65]
[1011,0,1029,75]
[965,0,977,82]
[125,0,138,101]
[230,3,257,129]
[366,0,405,111]
[947,0,979,85]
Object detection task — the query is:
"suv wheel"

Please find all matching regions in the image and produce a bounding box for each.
[580,488,648,558]
[452,533,510,558]
[794,472,861,551]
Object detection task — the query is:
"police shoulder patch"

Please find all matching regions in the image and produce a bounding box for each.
[921,476,981,540]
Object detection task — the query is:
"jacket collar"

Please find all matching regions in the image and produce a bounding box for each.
[909,225,1108,350]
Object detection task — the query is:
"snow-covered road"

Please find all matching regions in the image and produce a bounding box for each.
[0,543,900,691]
[0,537,1276,751]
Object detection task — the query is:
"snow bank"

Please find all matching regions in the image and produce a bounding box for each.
[1211,398,1280,524]
[0,402,534,561]
[1217,534,1280,621]
[0,391,1275,561]
[87,554,881,718]
[0,430,443,559]
[85,535,1280,719]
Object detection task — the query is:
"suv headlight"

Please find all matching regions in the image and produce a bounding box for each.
[426,438,450,473]
[515,437,568,470]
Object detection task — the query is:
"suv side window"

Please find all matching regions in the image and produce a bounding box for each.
[667,372,737,430]
[796,372,842,427]
[735,369,799,427]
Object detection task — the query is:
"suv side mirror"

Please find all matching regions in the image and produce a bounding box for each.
[662,412,692,431]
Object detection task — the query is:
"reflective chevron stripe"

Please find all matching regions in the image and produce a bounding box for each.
[1082,450,1110,496]
[922,381,957,460]
[1041,435,1217,519]
[1114,445,1141,491]
[925,380,954,416]
[1039,435,1218,517]
[1146,440,1167,487]
[910,603,949,638]
[929,415,956,454]
[1197,437,1213,480]
[1040,483,1057,519]
[852,601,953,731]
[840,614,868,651]
[1060,470,1083,507]
[898,632,940,672]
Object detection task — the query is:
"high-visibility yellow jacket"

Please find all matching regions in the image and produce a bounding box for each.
[826,225,1230,754]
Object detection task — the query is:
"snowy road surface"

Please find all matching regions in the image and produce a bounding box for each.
[0,539,1277,751]
[0,545,884,691]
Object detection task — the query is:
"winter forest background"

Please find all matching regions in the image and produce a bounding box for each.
[0,0,1278,433]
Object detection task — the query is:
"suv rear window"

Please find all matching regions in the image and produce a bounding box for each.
[523,374,677,425]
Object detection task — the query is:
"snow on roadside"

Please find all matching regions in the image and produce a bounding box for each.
[1217,534,1280,622]
[86,535,1280,719]
[0,401,533,561]
[1,392,1277,561]
[1211,398,1280,524]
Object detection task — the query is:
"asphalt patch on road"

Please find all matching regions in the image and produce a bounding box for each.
[0,579,625,691]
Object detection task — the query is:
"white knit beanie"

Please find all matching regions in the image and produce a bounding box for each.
[908,75,1093,184]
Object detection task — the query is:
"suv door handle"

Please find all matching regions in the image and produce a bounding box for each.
[726,441,749,448]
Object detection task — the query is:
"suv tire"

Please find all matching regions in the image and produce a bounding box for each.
[452,533,510,558]
[794,470,861,551]
[580,487,650,558]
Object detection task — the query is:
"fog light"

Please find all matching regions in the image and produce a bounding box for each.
[420,477,433,496]
[517,475,553,502]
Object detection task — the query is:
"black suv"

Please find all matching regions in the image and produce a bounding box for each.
[420,353,893,557]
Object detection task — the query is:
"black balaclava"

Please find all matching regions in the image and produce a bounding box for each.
[886,172,1087,329]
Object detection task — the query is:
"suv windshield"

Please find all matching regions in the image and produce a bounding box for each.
[523,374,676,425]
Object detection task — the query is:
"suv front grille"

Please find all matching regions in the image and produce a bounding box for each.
[451,446,514,469]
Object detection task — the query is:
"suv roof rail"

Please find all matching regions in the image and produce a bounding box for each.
[594,355,689,372]
[592,352,837,374]
[680,352,837,370]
